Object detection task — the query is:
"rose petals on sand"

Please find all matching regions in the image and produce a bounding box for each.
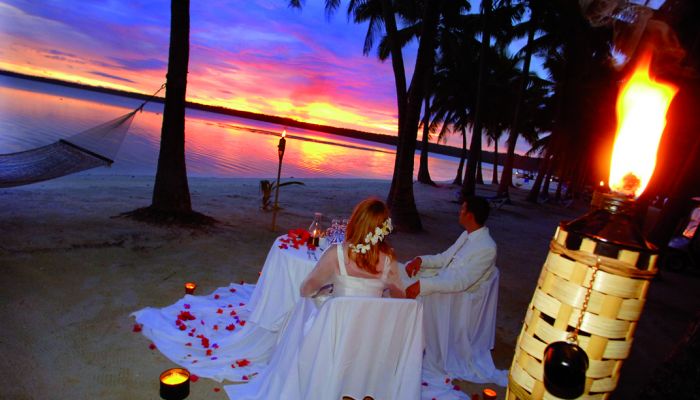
[132,323,143,332]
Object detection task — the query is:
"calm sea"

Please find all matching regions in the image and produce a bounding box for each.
[0,75,484,182]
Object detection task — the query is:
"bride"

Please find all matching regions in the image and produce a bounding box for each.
[300,197,405,300]
[225,197,408,399]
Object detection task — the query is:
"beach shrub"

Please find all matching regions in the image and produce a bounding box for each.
[260,180,305,210]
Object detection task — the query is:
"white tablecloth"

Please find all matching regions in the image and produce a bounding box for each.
[247,236,322,331]
[131,236,323,382]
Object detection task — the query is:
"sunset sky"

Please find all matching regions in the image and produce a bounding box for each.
[0,0,411,135]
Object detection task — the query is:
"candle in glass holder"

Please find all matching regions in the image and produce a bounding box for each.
[184,282,196,295]
[482,388,497,400]
[159,368,190,400]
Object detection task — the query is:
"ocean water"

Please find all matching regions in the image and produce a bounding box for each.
[0,75,492,182]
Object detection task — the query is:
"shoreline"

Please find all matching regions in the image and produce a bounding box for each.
[0,69,540,171]
[2,175,699,399]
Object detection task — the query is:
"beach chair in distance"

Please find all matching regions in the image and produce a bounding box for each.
[486,194,509,210]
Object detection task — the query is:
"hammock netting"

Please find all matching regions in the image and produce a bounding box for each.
[0,109,138,188]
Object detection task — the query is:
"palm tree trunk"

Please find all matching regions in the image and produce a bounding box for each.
[527,152,550,202]
[497,5,537,197]
[386,0,442,231]
[492,137,499,185]
[152,0,192,212]
[461,0,491,198]
[476,150,484,184]
[453,127,467,185]
[380,0,407,132]
[417,97,435,185]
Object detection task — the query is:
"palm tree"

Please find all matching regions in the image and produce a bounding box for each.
[497,0,539,198]
[460,0,525,197]
[460,0,493,198]
[125,0,211,224]
[293,0,458,231]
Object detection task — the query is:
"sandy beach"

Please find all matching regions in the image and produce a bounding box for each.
[2,175,699,399]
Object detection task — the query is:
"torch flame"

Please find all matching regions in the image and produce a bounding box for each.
[609,53,678,198]
[282,129,287,138]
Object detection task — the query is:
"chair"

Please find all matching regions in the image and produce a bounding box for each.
[225,297,424,400]
[421,268,508,387]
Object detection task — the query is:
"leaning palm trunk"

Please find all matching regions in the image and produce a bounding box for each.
[498,6,537,198]
[417,97,435,185]
[526,151,550,203]
[462,0,492,198]
[476,150,484,184]
[492,138,499,185]
[453,127,467,185]
[387,0,442,231]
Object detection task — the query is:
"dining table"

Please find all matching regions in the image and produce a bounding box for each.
[246,236,327,331]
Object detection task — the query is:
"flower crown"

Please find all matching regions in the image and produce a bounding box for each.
[348,218,393,254]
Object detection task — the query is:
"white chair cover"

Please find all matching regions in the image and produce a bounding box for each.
[225,297,424,400]
[421,268,508,387]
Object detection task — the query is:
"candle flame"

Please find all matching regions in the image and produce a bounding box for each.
[609,53,678,198]
[161,370,189,385]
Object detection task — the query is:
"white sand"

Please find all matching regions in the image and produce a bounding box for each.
[1,174,699,399]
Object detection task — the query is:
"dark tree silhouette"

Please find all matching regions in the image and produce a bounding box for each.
[125,0,212,225]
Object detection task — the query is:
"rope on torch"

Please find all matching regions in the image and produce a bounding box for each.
[569,258,600,346]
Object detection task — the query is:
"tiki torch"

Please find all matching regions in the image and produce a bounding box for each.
[507,54,678,399]
[271,129,286,231]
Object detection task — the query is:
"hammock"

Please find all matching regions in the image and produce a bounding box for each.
[0,85,164,188]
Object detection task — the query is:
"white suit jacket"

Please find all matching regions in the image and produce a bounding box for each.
[419,226,497,296]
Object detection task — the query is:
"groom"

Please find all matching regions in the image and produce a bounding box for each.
[404,195,496,299]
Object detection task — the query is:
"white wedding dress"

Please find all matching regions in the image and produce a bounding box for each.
[224,245,413,400]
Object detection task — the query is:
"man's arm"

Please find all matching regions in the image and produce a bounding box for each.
[419,231,469,270]
[419,246,495,296]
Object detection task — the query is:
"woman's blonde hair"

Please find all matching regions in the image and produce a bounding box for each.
[345,197,395,273]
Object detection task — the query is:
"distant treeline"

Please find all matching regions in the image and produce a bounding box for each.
[1,69,541,171]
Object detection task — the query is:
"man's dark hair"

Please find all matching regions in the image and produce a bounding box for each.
[464,195,490,226]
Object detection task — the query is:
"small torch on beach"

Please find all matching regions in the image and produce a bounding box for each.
[271,129,287,231]
[506,53,677,399]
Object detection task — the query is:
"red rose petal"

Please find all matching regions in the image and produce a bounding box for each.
[185,342,192,346]
[213,325,218,330]
[226,324,235,331]
[242,375,249,381]
[179,325,186,331]
[216,308,223,314]
[148,343,156,350]
[214,294,220,299]
[206,349,212,356]
[214,388,221,392]
[132,323,143,332]
[238,320,246,326]
[229,288,237,293]
[453,384,460,390]
[190,374,199,382]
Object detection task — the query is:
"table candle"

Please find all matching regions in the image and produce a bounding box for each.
[159,368,190,400]
[184,282,196,295]
[482,388,497,399]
